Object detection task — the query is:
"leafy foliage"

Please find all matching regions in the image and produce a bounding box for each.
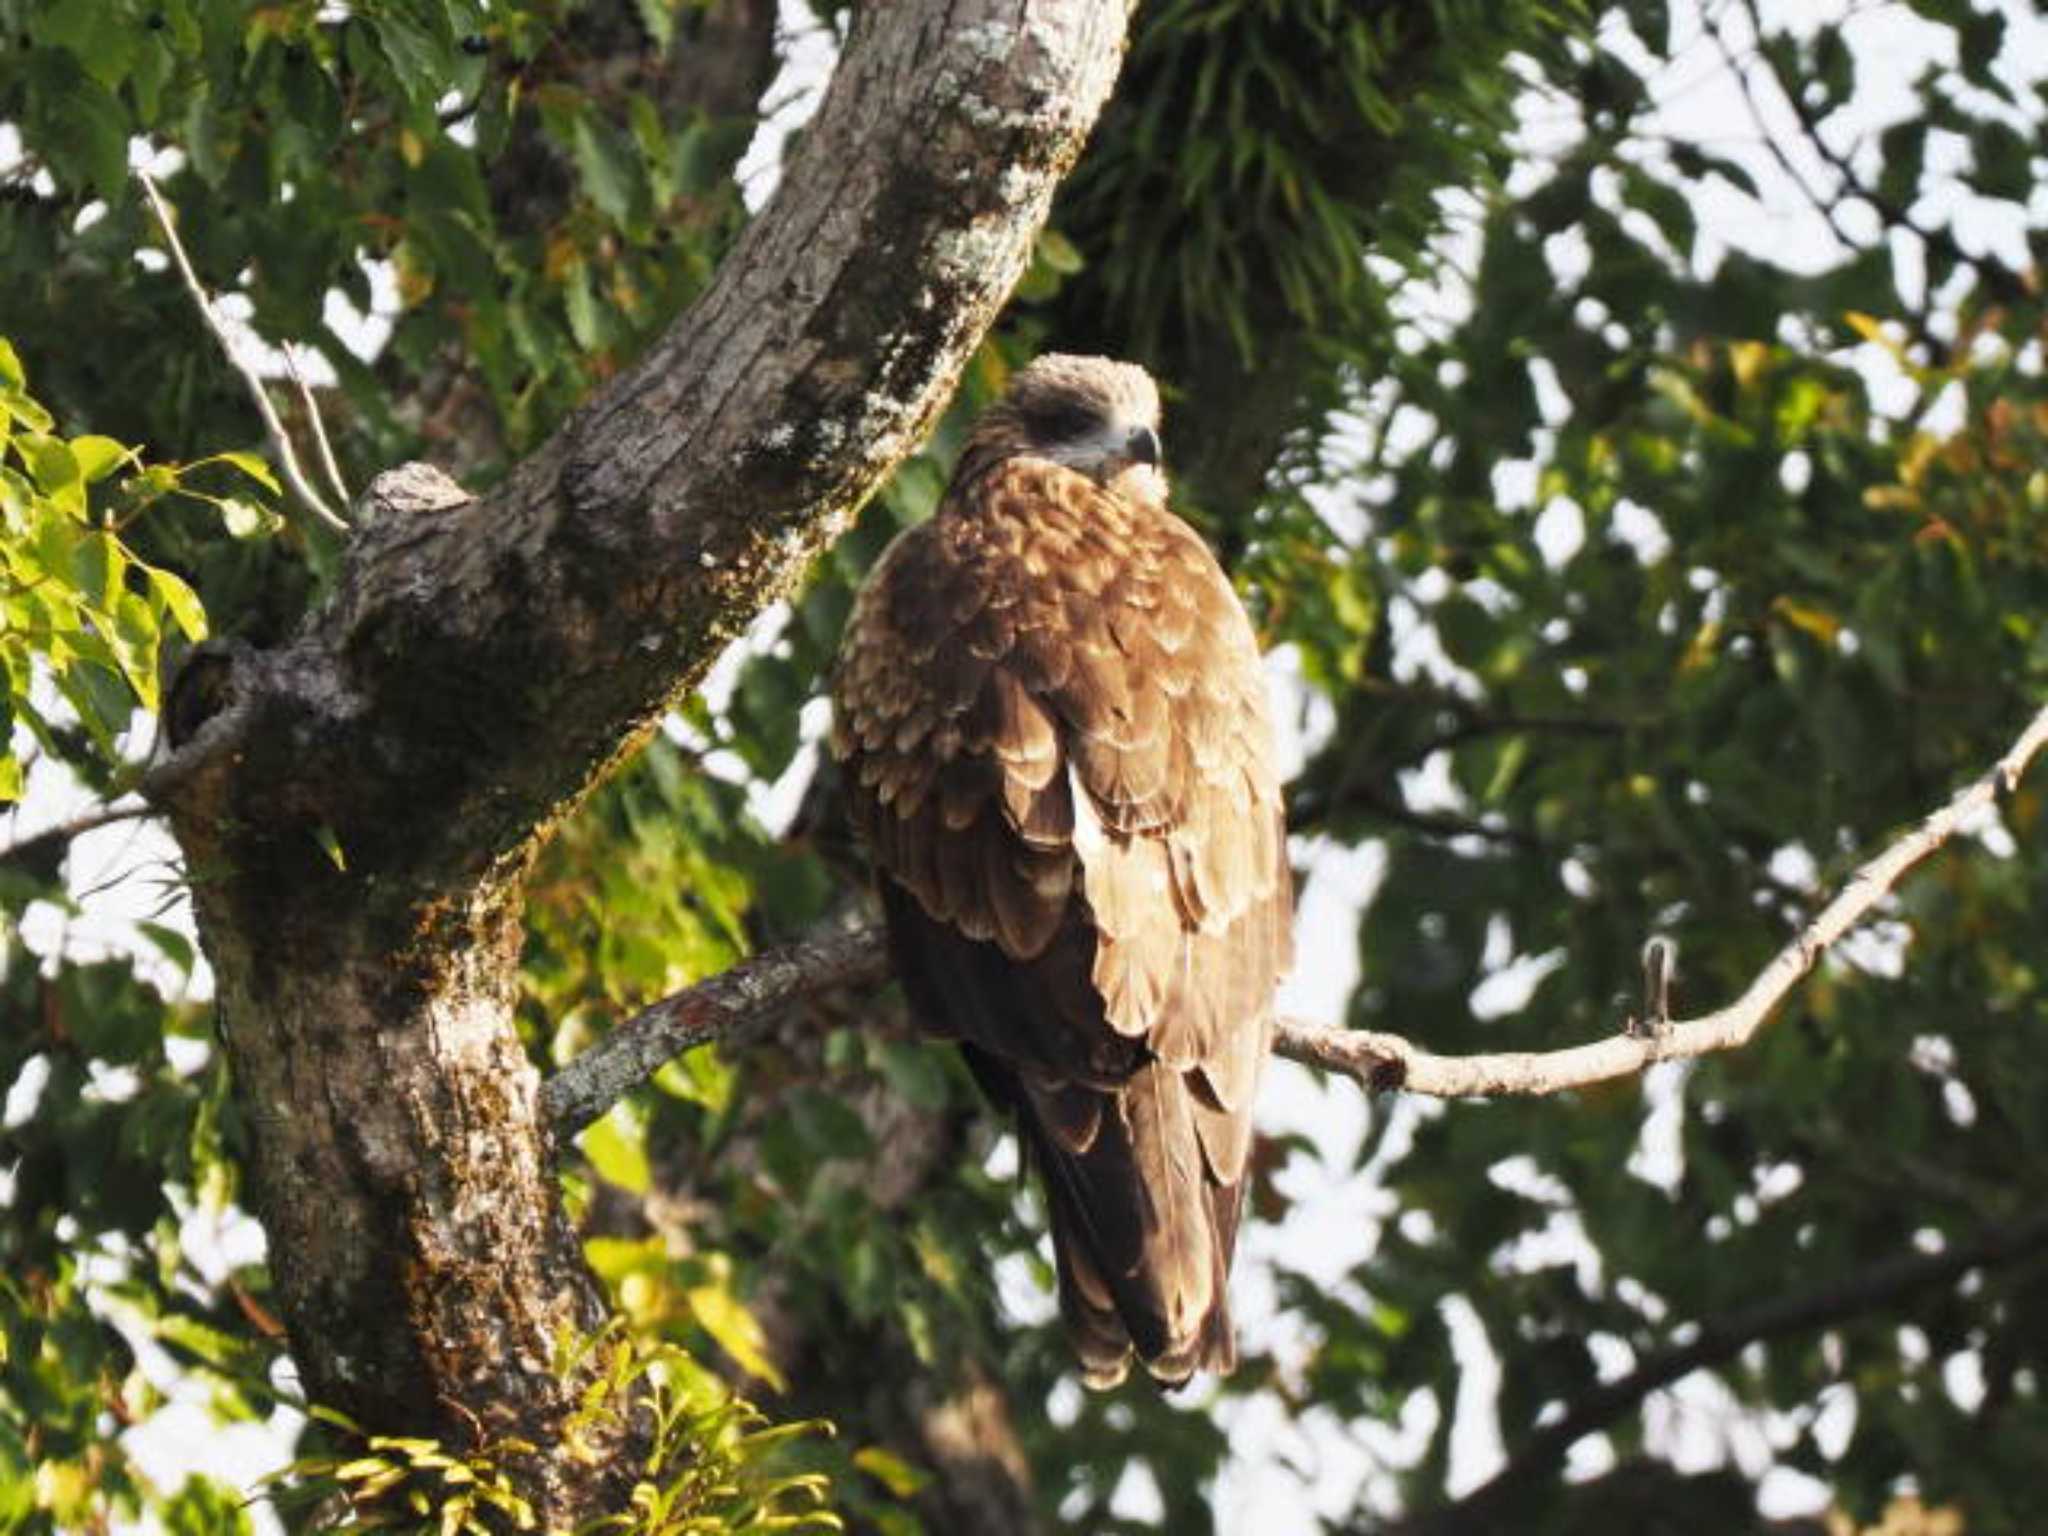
[265,1332,838,1535]
[0,339,235,798]
[4,0,2047,1533]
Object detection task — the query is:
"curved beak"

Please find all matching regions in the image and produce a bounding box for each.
[1127,425,1162,467]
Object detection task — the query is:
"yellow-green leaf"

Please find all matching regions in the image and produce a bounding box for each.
[214,451,281,495]
[686,1282,785,1391]
[69,435,135,485]
[852,1446,930,1498]
[148,565,209,642]
[25,435,84,513]
[580,1102,650,1196]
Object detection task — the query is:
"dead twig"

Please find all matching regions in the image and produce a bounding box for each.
[134,169,349,534]
[281,343,351,509]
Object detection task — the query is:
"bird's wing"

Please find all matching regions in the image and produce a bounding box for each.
[832,459,1292,1179]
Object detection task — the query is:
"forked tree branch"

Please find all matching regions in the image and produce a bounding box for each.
[1288,697,2048,1096]
[134,169,349,533]
[148,5,1134,1500]
[543,701,2048,1138]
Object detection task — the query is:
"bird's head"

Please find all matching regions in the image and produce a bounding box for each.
[964,353,1167,502]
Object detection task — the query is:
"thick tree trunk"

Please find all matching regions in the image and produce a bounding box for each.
[152,3,1131,1523]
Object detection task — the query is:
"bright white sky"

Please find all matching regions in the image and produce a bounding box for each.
[5,0,2044,1530]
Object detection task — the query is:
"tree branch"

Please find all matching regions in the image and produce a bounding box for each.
[544,699,2048,1134]
[1385,1207,2048,1535]
[134,169,350,534]
[148,4,1134,1513]
[0,801,154,876]
[1722,0,2027,355]
[544,926,894,1138]
[1286,777,1546,849]
[1285,697,2048,1095]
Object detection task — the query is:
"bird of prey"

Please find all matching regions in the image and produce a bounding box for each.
[831,354,1292,1386]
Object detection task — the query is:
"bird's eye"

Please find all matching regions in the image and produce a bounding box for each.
[1024,402,1106,443]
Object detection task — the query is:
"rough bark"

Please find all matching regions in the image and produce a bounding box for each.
[150,3,1131,1523]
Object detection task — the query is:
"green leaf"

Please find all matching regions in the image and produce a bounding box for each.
[69,436,136,486]
[76,532,128,612]
[312,824,347,871]
[685,1282,785,1391]
[1036,228,1085,276]
[39,0,140,91]
[580,1102,650,1196]
[563,263,604,353]
[571,114,642,227]
[24,51,130,198]
[852,1446,930,1499]
[25,436,85,514]
[653,1044,734,1116]
[211,451,282,496]
[632,0,676,52]
[147,566,209,643]
[1969,120,2032,201]
[136,921,197,976]
[874,1040,950,1112]
[368,8,456,111]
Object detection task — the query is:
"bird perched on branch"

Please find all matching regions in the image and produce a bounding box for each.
[831,354,1292,1386]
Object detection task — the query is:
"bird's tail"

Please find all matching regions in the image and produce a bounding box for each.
[1020,1058,1244,1388]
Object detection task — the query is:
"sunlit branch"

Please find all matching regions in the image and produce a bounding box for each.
[134,169,349,534]
[542,926,893,1138]
[1282,699,2048,1096]
[542,700,2048,1137]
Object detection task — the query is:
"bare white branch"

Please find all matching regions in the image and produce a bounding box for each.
[282,342,351,508]
[134,169,349,534]
[1275,698,2048,1095]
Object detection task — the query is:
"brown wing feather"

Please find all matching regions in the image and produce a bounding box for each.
[832,457,1292,1385]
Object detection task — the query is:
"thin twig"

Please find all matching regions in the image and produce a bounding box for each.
[1286,778,1545,849]
[133,169,349,534]
[1709,7,1866,264]
[1734,0,2027,316]
[541,700,2048,1135]
[1386,1207,2048,1535]
[0,801,155,873]
[281,343,351,508]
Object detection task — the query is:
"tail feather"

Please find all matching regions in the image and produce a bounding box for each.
[1020,1058,1242,1386]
